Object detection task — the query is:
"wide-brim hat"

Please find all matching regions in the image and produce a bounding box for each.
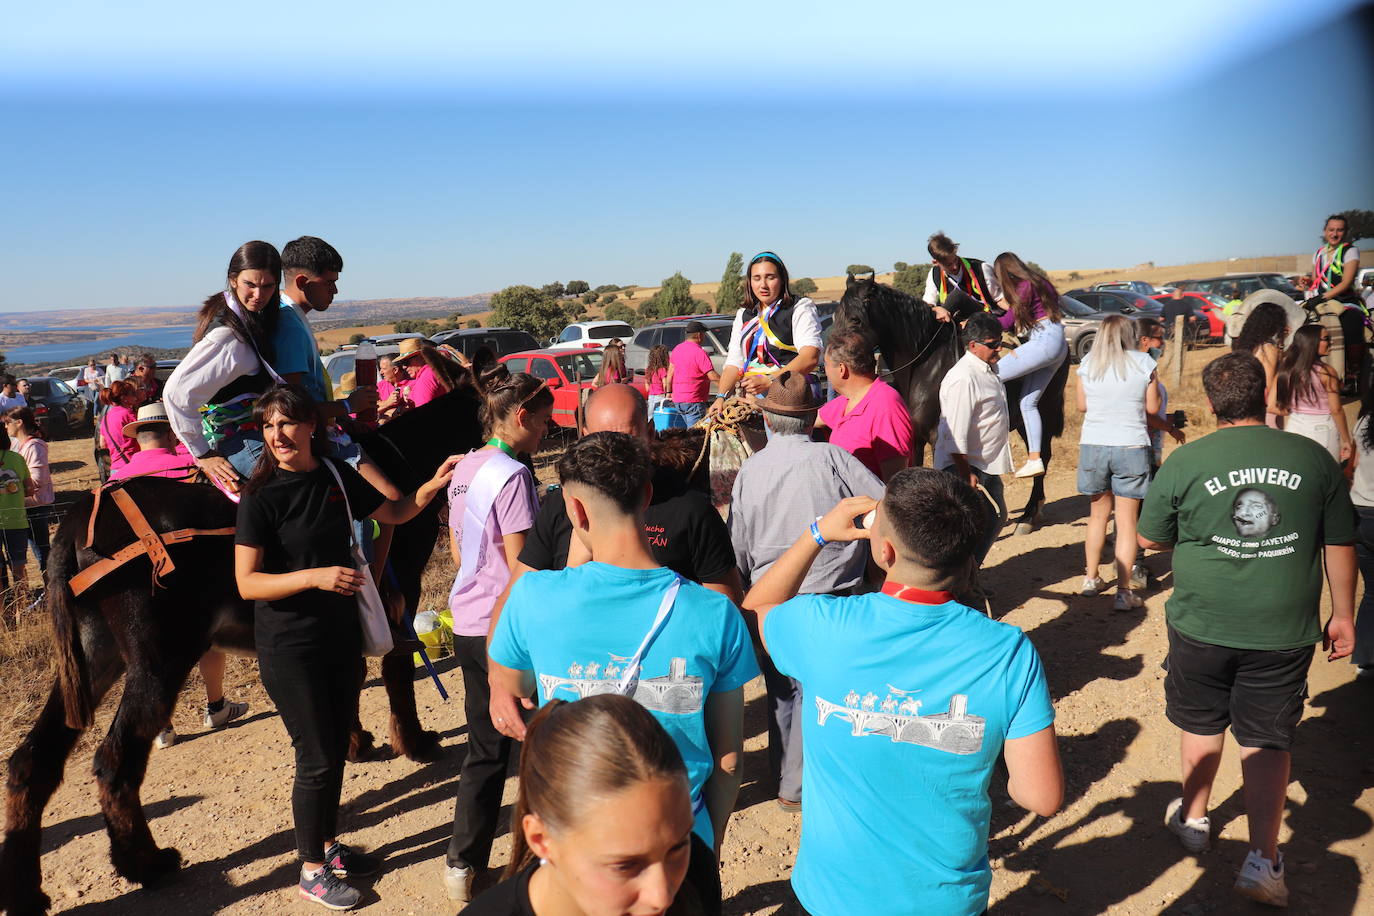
[395,338,427,362]
[122,402,172,438]
[758,371,820,416]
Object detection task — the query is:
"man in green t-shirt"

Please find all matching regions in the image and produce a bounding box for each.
[1138,352,1356,908]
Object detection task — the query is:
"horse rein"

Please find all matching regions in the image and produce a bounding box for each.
[880,316,958,377]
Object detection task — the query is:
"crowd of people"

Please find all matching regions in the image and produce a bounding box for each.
[12,217,1370,915]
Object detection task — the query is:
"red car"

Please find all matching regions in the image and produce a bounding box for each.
[1151,292,1226,341]
[500,348,647,429]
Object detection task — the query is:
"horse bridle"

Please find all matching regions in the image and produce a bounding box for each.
[881,316,958,377]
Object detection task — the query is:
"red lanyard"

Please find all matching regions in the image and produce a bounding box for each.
[881,580,955,605]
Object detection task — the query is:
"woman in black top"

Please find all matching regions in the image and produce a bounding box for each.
[234,386,458,911]
[466,695,695,916]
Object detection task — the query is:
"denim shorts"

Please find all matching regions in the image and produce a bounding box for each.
[1077,444,1151,499]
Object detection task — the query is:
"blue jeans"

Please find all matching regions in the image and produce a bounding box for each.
[996,319,1067,454]
[1354,506,1374,668]
[221,430,266,479]
[677,401,708,427]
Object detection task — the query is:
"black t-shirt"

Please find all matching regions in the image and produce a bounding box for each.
[518,468,736,584]
[1161,297,1196,322]
[235,459,384,653]
[464,865,537,916]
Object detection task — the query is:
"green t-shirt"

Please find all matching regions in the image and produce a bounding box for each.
[1138,424,1355,650]
[0,450,30,530]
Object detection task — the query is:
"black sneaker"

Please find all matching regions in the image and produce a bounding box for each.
[298,867,360,911]
[325,842,382,878]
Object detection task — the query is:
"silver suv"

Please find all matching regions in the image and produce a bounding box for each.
[624,317,733,375]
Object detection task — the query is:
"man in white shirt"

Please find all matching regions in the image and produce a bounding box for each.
[0,376,27,411]
[934,313,1012,567]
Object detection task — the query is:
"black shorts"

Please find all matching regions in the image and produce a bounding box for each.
[1163,625,1312,750]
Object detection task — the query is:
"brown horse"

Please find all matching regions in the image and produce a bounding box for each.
[0,388,482,916]
[835,274,1069,534]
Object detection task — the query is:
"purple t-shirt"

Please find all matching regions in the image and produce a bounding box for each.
[670,340,714,404]
[448,449,538,636]
[998,279,1055,330]
[818,378,913,478]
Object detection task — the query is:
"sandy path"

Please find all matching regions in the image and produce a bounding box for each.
[8,444,1372,915]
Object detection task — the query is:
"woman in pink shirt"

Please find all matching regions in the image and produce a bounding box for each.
[98,379,144,476]
[645,345,671,417]
[5,407,54,572]
[395,340,461,409]
[817,330,913,481]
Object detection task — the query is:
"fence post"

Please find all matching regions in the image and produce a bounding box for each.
[1171,315,1186,387]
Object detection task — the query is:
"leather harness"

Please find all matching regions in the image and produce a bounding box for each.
[69,474,236,597]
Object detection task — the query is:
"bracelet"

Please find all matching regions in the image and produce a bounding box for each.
[342,396,354,413]
[809,521,827,547]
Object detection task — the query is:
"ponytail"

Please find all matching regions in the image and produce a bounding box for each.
[481,372,553,438]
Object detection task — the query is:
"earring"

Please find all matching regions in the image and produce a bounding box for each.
[539,857,549,867]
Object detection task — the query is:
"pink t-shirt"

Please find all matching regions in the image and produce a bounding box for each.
[100,405,139,472]
[405,364,445,408]
[16,437,53,506]
[647,367,667,396]
[448,449,538,636]
[108,447,196,481]
[669,340,714,404]
[818,378,914,478]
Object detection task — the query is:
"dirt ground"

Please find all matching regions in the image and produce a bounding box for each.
[2,364,1371,915]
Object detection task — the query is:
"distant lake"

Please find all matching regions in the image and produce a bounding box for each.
[2,324,197,364]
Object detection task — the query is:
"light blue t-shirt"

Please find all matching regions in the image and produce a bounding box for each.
[272,299,328,403]
[490,562,760,844]
[764,592,1054,916]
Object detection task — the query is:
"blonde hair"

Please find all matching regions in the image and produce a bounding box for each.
[1083,314,1139,381]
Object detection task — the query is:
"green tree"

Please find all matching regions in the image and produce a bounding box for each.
[846,264,875,275]
[393,318,440,336]
[1027,261,1046,275]
[789,277,818,296]
[1337,208,1374,242]
[623,287,637,301]
[565,300,589,321]
[604,301,636,325]
[465,319,481,329]
[600,292,619,305]
[893,261,910,272]
[1068,271,1082,281]
[580,290,598,306]
[490,284,570,341]
[647,271,694,320]
[540,281,567,300]
[892,263,931,298]
[566,280,590,296]
[593,284,621,294]
[348,333,366,345]
[716,252,744,314]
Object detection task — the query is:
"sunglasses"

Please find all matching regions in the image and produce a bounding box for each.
[975,339,1003,350]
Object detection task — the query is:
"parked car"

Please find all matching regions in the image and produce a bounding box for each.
[322,345,401,389]
[1150,292,1226,340]
[548,321,634,351]
[429,327,541,360]
[625,316,734,376]
[1092,280,1159,296]
[499,348,647,429]
[21,376,92,438]
[364,332,429,347]
[1179,273,1303,301]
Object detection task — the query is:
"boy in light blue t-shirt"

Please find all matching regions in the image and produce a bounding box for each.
[746,468,1063,916]
[489,432,759,854]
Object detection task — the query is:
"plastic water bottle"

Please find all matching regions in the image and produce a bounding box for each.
[353,340,377,423]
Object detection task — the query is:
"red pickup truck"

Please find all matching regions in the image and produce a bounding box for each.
[500,348,647,429]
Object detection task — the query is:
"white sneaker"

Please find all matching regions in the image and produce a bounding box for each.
[155,727,177,749]
[1164,797,1210,853]
[443,864,474,903]
[204,699,249,730]
[1113,590,1144,611]
[1129,563,1149,590]
[1080,576,1107,597]
[1014,458,1045,478]
[1234,848,1288,907]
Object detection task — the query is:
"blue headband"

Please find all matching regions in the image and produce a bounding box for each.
[750,251,782,265]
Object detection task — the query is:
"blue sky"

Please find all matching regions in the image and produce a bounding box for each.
[2,0,1370,312]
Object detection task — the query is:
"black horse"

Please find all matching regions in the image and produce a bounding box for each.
[0,388,482,916]
[835,274,1069,534]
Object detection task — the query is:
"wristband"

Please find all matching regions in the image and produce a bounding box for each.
[342,396,354,413]
[809,521,827,547]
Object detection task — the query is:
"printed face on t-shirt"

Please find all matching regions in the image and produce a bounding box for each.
[1232,488,1280,538]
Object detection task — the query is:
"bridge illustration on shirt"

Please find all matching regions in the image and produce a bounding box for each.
[816,689,986,755]
[539,657,704,715]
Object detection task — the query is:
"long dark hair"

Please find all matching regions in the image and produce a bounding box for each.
[244,385,325,494]
[505,695,689,878]
[1232,303,1287,354]
[4,406,43,440]
[1274,325,1325,413]
[993,252,1061,333]
[646,344,671,378]
[596,345,627,385]
[742,251,796,316]
[194,240,282,351]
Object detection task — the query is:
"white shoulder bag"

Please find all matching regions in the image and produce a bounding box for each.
[323,458,393,657]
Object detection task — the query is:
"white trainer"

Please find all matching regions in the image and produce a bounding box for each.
[1014,458,1045,478]
[204,699,249,730]
[1113,590,1144,611]
[444,864,474,903]
[1081,576,1107,597]
[1164,797,1210,853]
[1234,848,1288,907]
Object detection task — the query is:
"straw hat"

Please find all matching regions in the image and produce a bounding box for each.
[395,338,427,363]
[757,371,820,416]
[122,402,172,438]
